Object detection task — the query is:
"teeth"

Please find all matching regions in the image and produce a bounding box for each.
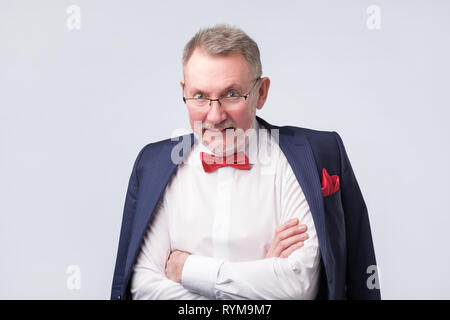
[206,127,233,132]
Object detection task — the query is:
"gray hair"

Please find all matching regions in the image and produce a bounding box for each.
[182,24,262,79]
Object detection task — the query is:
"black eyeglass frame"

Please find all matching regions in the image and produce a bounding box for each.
[182,77,261,106]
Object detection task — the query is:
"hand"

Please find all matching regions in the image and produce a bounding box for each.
[165,250,190,283]
[265,218,308,258]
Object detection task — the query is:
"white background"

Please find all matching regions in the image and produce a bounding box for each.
[1,0,449,299]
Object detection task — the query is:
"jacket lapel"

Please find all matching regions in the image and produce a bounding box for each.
[255,116,330,282]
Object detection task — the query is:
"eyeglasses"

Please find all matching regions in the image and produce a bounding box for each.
[183,77,261,109]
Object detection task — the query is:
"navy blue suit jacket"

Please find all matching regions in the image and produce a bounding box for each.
[110,116,381,300]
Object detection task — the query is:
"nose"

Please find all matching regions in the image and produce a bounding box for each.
[205,100,226,124]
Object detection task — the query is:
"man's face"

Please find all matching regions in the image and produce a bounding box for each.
[181,48,267,156]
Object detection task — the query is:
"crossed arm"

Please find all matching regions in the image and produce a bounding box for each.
[165,217,318,299]
[130,172,321,300]
[131,214,319,299]
[165,217,308,284]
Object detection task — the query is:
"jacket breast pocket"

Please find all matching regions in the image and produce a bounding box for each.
[323,189,343,212]
[322,189,346,256]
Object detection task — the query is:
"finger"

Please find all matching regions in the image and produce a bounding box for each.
[280,241,304,258]
[277,224,307,241]
[275,218,299,234]
[278,233,309,253]
[273,233,304,257]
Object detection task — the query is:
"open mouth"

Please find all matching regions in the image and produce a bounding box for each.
[203,127,234,134]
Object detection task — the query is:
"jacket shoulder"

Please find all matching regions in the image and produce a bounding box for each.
[285,124,340,150]
[133,134,192,171]
[282,124,344,173]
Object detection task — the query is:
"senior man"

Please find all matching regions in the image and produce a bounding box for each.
[110,24,380,300]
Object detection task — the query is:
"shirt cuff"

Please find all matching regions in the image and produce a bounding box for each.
[181,254,224,299]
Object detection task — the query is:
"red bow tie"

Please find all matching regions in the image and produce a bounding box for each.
[200,151,250,173]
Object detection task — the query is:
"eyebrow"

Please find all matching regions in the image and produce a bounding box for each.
[188,83,244,96]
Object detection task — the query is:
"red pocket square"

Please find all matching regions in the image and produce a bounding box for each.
[321,168,340,197]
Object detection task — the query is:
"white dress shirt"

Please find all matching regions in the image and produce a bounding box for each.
[130,117,321,300]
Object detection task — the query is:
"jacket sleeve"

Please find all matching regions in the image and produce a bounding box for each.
[332,132,381,299]
[130,191,208,300]
[111,144,207,300]
[110,144,148,300]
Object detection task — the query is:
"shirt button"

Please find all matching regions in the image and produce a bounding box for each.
[117,295,121,300]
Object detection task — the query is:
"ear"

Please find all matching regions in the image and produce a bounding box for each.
[256,77,270,110]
